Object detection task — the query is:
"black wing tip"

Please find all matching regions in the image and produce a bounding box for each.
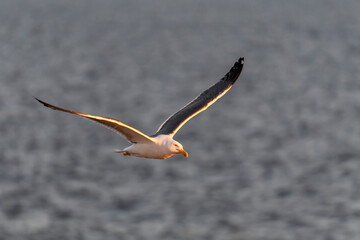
[239,57,245,65]
[34,97,58,110]
[232,57,244,71]
[222,57,244,83]
[34,97,48,107]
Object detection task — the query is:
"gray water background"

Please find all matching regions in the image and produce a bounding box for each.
[1,0,360,239]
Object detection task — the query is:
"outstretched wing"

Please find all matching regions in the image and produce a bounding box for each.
[35,98,154,144]
[153,57,244,137]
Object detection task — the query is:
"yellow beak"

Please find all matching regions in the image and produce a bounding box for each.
[178,149,188,157]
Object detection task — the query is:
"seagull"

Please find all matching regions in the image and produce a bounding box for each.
[35,57,244,159]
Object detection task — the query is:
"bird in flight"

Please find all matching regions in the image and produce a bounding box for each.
[36,58,244,159]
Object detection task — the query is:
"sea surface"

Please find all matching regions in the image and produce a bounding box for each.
[1,0,360,239]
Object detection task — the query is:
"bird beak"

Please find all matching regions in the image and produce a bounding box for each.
[178,149,188,157]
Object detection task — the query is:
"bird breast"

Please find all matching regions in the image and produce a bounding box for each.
[125,141,174,159]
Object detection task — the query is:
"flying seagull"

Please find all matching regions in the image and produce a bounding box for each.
[35,57,244,159]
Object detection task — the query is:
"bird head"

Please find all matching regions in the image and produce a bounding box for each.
[171,140,188,157]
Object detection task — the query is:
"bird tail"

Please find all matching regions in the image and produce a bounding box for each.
[115,150,130,156]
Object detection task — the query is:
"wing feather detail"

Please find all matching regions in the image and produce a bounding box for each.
[35,98,154,144]
[153,57,244,137]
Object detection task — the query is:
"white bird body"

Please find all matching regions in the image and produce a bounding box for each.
[119,135,186,159]
[35,58,244,159]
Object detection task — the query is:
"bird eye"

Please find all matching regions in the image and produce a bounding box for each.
[174,144,179,147]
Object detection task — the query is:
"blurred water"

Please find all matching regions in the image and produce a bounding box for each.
[1,0,360,239]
